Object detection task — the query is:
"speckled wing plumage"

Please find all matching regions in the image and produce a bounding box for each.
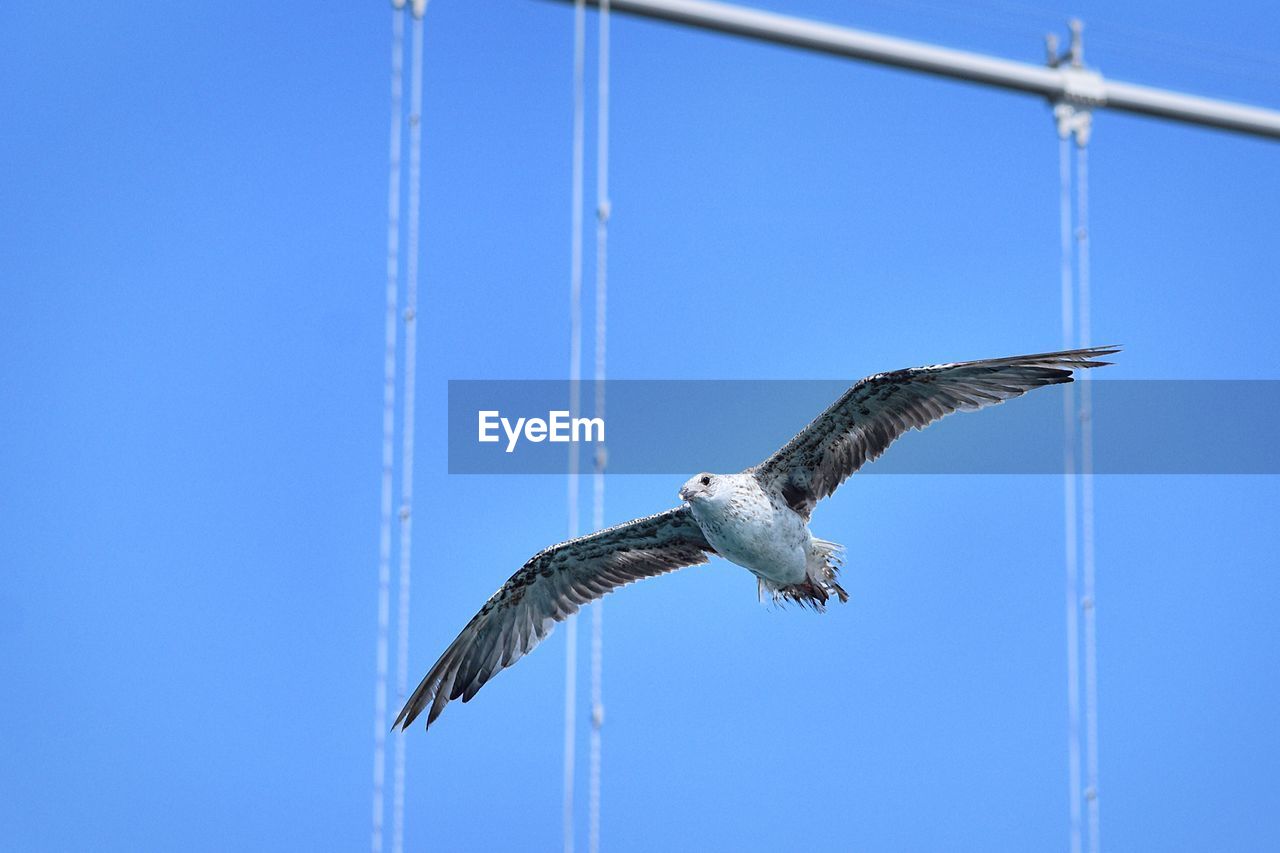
[393,506,714,731]
[750,346,1120,517]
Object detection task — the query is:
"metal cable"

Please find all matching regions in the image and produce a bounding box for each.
[565,2,587,850]
[588,3,610,851]
[372,7,405,852]
[391,8,426,853]
[1058,131,1083,853]
[1075,141,1100,853]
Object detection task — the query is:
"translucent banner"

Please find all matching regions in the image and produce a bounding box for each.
[446,380,1280,475]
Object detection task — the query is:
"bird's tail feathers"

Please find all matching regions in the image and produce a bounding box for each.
[758,538,849,612]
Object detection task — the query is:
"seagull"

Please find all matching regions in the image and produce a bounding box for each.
[395,345,1119,730]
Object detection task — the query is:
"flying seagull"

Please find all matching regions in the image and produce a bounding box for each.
[395,345,1119,730]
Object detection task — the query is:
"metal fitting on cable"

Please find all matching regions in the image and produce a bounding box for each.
[1045,19,1084,69]
[1047,19,1100,146]
[1053,100,1094,146]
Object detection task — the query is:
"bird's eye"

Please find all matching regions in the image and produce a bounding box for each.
[700,475,711,486]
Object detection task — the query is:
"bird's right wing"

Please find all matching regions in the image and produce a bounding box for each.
[393,506,715,731]
[751,346,1120,517]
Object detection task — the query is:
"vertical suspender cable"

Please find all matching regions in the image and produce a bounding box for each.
[565,2,587,851]
[588,3,610,852]
[392,7,426,853]
[372,6,405,853]
[1058,131,1083,853]
[1075,141,1100,853]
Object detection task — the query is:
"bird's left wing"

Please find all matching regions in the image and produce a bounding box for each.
[393,505,714,731]
[750,346,1120,517]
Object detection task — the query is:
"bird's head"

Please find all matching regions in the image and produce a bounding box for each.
[679,472,721,504]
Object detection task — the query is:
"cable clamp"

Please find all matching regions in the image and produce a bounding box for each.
[1046,19,1102,146]
[1053,100,1095,146]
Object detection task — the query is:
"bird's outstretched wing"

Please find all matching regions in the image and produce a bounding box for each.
[394,506,715,731]
[750,346,1120,517]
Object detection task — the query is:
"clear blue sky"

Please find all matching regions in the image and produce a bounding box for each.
[3,1,1278,850]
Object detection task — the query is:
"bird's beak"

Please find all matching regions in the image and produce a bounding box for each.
[678,485,694,502]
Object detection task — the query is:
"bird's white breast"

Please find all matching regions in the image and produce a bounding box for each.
[688,474,811,584]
